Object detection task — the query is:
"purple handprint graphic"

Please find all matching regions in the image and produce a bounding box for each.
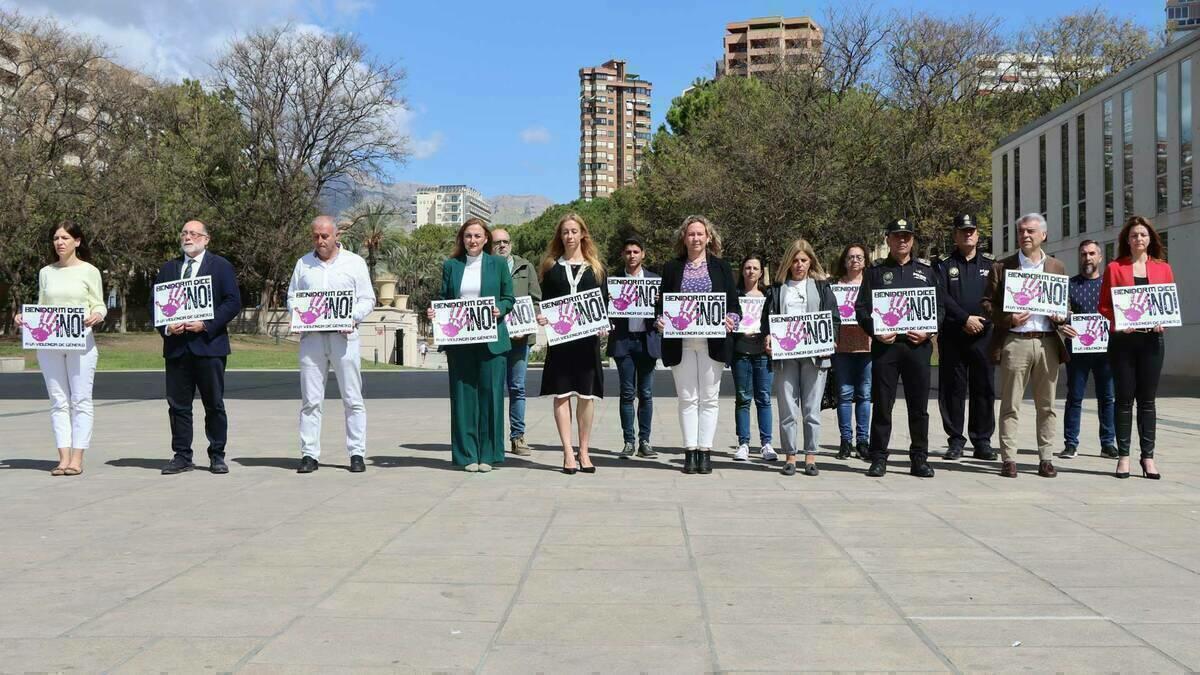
[873,295,911,328]
[440,306,470,337]
[294,294,330,325]
[156,286,186,318]
[775,319,810,351]
[552,303,579,335]
[1077,316,1106,347]
[1120,292,1150,323]
[1011,278,1043,307]
[27,308,56,343]
[611,283,638,312]
[837,287,859,319]
[665,299,697,331]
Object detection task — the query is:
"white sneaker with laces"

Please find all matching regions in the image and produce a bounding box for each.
[760,443,778,462]
[733,444,750,461]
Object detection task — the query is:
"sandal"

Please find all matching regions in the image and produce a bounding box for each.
[50,467,67,476]
[62,467,82,476]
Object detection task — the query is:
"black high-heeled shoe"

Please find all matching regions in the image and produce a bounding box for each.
[1140,458,1161,480]
[579,461,596,474]
[1114,458,1130,479]
[562,457,578,475]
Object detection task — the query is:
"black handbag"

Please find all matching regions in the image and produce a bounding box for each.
[820,369,838,410]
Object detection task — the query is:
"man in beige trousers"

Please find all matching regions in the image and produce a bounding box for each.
[981,213,1077,478]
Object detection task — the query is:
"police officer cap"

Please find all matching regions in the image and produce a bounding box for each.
[885,218,914,234]
[952,214,977,230]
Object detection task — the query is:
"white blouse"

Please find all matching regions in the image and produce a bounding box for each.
[461,254,483,299]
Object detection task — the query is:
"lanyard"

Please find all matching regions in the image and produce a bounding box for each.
[559,258,585,294]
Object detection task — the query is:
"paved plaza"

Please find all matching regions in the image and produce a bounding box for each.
[2,374,1200,672]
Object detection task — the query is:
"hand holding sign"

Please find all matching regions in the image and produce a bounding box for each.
[769,311,835,360]
[1111,284,1182,330]
[1002,270,1068,316]
[21,305,88,350]
[289,289,355,332]
[831,284,860,320]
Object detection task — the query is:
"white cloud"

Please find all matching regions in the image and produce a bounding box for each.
[411,131,444,159]
[389,104,444,161]
[519,126,551,144]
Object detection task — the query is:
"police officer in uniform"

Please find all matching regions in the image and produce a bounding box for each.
[934,214,998,462]
[855,218,945,478]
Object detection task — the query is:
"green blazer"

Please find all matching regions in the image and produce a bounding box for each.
[439,253,516,354]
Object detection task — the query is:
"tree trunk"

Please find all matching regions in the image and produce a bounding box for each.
[118,286,128,333]
[255,283,275,335]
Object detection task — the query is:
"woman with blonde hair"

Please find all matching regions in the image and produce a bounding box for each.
[762,238,839,476]
[537,213,607,474]
[655,215,739,475]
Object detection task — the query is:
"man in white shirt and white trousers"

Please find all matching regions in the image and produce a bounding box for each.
[287,215,376,474]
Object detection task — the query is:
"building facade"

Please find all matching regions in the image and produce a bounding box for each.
[964,53,1099,96]
[579,59,651,201]
[1168,0,1200,33]
[992,34,1199,374]
[716,16,823,79]
[410,185,492,228]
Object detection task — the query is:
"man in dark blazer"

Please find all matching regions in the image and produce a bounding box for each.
[607,237,662,459]
[156,220,243,475]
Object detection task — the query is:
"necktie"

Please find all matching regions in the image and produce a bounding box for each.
[183,259,194,279]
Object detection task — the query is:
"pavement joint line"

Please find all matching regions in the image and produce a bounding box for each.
[923,503,1196,673]
[472,502,558,675]
[0,398,143,419]
[677,502,722,673]
[796,501,964,675]
[1032,503,1200,579]
[907,615,1114,621]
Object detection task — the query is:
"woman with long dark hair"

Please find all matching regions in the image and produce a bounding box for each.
[14,221,106,475]
[536,213,607,474]
[830,243,872,460]
[731,253,775,462]
[1098,216,1174,479]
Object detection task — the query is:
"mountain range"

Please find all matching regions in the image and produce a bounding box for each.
[321,178,554,227]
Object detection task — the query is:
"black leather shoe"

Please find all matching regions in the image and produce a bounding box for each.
[619,442,636,459]
[682,449,699,474]
[866,460,887,477]
[349,455,366,473]
[910,463,935,478]
[637,441,657,459]
[1059,445,1078,459]
[943,447,963,461]
[803,462,819,476]
[781,462,797,476]
[697,451,713,474]
[856,441,870,461]
[836,440,852,460]
[1100,445,1120,459]
[209,457,229,474]
[297,456,319,473]
[161,456,194,475]
[973,447,998,461]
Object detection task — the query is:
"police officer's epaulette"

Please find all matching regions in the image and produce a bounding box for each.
[935,254,949,263]
[916,257,932,266]
[980,252,996,261]
[871,258,886,267]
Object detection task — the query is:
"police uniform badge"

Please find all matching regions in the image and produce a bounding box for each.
[882,271,894,284]
[948,266,960,278]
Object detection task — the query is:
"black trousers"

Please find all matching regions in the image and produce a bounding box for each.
[870,340,932,463]
[166,352,228,461]
[1108,332,1163,458]
[937,332,995,451]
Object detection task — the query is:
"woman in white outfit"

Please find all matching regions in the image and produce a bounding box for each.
[15,222,106,475]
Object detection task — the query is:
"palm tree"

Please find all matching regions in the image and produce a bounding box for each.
[340,201,405,283]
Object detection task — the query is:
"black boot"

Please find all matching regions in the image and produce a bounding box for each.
[856,441,870,461]
[836,440,852,460]
[682,449,699,474]
[698,451,712,474]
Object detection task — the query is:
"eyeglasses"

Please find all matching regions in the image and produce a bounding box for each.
[493,240,510,246]
[181,231,208,240]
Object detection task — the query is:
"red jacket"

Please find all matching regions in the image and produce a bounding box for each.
[1098,257,1175,328]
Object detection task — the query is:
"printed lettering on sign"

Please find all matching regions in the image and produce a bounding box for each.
[662,293,727,338]
[737,296,766,334]
[1002,270,1069,316]
[289,289,356,332]
[505,296,538,338]
[769,311,836,360]
[21,304,88,350]
[871,288,939,334]
[433,297,498,346]
[153,276,216,327]
[831,284,861,322]
[1070,313,1109,354]
[538,287,609,346]
[607,278,660,318]
[1111,283,1183,330]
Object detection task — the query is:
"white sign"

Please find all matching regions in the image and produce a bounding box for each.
[831,284,861,322]
[607,277,660,318]
[1070,313,1109,354]
[433,297,498,346]
[1112,283,1183,330]
[737,296,766,334]
[21,305,88,350]
[538,288,609,346]
[505,296,538,338]
[871,288,939,334]
[1002,270,1069,316]
[769,311,836,360]
[662,293,727,338]
[290,289,356,332]
[153,276,215,327]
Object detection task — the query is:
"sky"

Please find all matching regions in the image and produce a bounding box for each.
[4,0,1162,202]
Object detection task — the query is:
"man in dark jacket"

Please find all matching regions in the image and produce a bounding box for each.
[155,220,243,475]
[607,237,662,458]
[492,228,541,456]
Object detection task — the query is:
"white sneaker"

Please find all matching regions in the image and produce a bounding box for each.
[733,444,750,461]
[760,444,778,462]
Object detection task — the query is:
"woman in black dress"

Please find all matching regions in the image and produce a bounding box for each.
[537,212,607,474]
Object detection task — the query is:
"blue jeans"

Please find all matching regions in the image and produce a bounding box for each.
[1064,352,1116,448]
[506,343,529,440]
[614,337,656,444]
[833,352,871,444]
[732,353,772,445]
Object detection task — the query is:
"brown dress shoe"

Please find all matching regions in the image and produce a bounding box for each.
[1000,461,1018,478]
[1038,461,1057,478]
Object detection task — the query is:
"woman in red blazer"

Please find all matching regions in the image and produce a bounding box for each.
[1098,216,1174,480]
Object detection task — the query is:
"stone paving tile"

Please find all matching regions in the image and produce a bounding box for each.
[1124,623,1200,671]
[478,644,712,674]
[940,646,1187,672]
[496,603,707,646]
[111,637,263,673]
[0,637,149,672]
[710,623,948,671]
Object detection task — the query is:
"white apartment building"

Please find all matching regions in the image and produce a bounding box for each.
[410,185,492,228]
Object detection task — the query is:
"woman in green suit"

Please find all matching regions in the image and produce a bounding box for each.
[426,218,516,471]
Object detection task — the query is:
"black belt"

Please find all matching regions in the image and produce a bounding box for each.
[1009,331,1054,339]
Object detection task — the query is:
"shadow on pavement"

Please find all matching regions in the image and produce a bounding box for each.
[0,458,58,471]
[106,457,167,470]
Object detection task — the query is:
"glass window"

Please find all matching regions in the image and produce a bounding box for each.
[1077,113,1088,233]
[1156,71,1168,214]
[1122,88,1134,218]
[1039,134,1048,217]
[1013,147,1021,251]
[1061,123,1070,238]
[1103,98,1114,227]
[1182,59,1193,208]
[1162,230,1170,260]
[1002,153,1009,252]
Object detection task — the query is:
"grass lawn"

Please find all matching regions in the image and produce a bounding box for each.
[0,333,411,371]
